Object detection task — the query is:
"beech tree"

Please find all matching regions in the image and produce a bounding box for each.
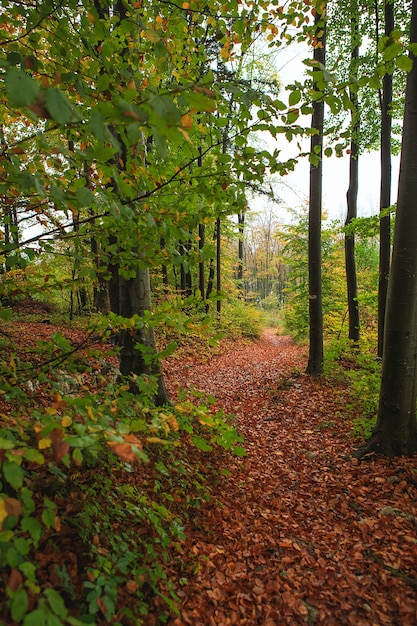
[356,0,417,457]
[344,0,360,344]
[378,0,395,358]
[306,2,326,376]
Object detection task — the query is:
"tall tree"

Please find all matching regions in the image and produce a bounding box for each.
[355,0,417,457]
[306,2,326,376]
[344,0,360,343]
[378,0,395,358]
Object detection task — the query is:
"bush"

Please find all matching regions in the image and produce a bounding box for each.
[218,298,263,339]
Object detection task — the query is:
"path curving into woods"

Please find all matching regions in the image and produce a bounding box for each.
[163,329,417,626]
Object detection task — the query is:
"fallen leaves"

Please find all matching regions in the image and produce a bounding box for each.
[1,317,416,625]
[162,328,417,626]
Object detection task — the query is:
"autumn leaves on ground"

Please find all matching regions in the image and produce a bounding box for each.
[2,314,417,626]
[164,329,417,626]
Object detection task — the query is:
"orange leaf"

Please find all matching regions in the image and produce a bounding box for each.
[108,442,137,463]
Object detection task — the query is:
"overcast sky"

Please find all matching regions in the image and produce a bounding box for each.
[254,41,402,224]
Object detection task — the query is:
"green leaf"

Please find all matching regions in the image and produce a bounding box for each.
[0,437,15,450]
[0,530,14,542]
[288,89,301,106]
[4,69,40,107]
[21,517,42,545]
[75,186,95,208]
[192,436,212,451]
[88,110,107,141]
[44,589,68,619]
[286,109,299,124]
[23,448,44,464]
[3,460,25,490]
[44,88,75,125]
[383,41,403,61]
[232,445,247,457]
[41,498,56,529]
[396,55,413,72]
[23,608,47,626]
[11,588,28,622]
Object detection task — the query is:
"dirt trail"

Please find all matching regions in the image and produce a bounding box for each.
[165,329,417,626]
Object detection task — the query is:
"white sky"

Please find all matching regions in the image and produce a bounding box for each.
[254,41,401,224]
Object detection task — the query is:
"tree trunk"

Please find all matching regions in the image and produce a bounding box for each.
[345,15,360,344]
[237,210,245,292]
[160,236,169,293]
[103,0,169,406]
[205,222,217,311]
[306,6,326,376]
[179,239,192,297]
[377,0,394,358]
[118,264,170,406]
[355,2,417,457]
[198,223,205,297]
[216,216,221,316]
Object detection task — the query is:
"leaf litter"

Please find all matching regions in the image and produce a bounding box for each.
[163,329,417,626]
[1,318,416,625]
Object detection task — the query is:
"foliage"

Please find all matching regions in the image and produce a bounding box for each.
[216,298,263,339]
[326,338,381,438]
[0,311,244,624]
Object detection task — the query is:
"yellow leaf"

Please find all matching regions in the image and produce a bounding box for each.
[61,415,72,428]
[38,438,52,449]
[0,499,8,525]
[146,436,169,444]
[86,406,95,421]
[182,1,190,7]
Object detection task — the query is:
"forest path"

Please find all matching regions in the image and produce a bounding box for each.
[164,329,417,626]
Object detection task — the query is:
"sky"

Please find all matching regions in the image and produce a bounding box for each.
[253,41,401,224]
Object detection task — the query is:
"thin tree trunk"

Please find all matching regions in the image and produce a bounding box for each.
[306,5,326,376]
[237,210,245,291]
[216,216,221,316]
[345,11,360,344]
[160,237,169,293]
[378,0,394,358]
[198,223,205,296]
[205,222,218,310]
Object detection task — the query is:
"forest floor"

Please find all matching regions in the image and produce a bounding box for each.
[1,310,417,625]
[161,328,417,626]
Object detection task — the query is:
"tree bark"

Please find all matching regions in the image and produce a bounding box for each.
[237,209,245,291]
[356,1,417,457]
[198,223,205,297]
[118,264,170,406]
[377,0,394,358]
[216,216,221,316]
[306,6,326,376]
[345,12,360,344]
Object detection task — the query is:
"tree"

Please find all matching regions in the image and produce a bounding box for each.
[344,0,360,344]
[306,2,326,376]
[355,0,417,457]
[378,0,395,358]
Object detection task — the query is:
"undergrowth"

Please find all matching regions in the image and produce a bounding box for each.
[326,338,381,439]
[0,305,246,625]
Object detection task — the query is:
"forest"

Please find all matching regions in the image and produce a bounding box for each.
[0,0,416,623]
